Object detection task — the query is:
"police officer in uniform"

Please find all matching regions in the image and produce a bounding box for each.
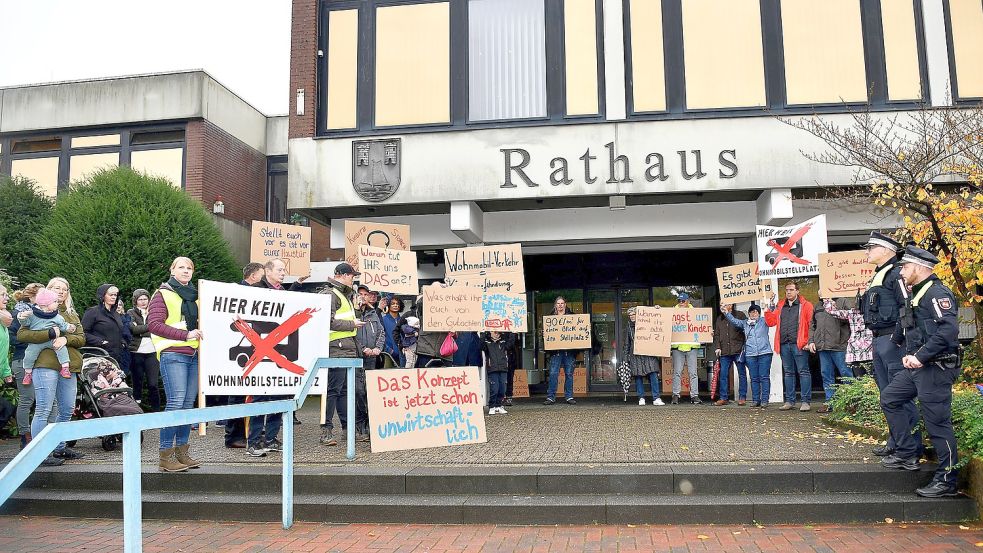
[880,246,961,498]
[860,231,921,457]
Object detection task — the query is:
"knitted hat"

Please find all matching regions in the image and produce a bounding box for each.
[132,288,150,302]
[405,316,421,329]
[34,288,59,307]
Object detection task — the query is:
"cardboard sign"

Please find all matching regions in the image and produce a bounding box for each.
[444,243,525,293]
[717,262,763,305]
[762,277,779,302]
[633,307,672,357]
[661,361,690,394]
[819,250,876,298]
[249,221,312,276]
[556,367,589,397]
[344,220,411,268]
[481,292,528,332]
[512,369,530,398]
[358,244,418,295]
[366,367,487,452]
[670,308,714,344]
[421,285,484,332]
[756,215,829,278]
[198,280,329,395]
[543,314,591,351]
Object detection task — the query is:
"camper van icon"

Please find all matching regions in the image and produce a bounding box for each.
[765,236,804,266]
[229,319,300,368]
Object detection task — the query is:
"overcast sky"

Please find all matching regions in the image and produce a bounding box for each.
[0,0,291,115]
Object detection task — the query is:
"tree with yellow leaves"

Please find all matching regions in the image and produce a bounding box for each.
[783,105,983,379]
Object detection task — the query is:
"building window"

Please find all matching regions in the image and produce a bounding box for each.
[325,9,359,130]
[130,129,185,146]
[11,157,59,197]
[880,0,922,101]
[70,134,121,149]
[11,137,61,154]
[468,0,547,122]
[564,0,600,116]
[682,0,766,109]
[130,148,184,187]
[268,156,288,224]
[374,2,451,127]
[69,152,119,182]
[626,0,666,113]
[948,0,983,99]
[781,0,868,105]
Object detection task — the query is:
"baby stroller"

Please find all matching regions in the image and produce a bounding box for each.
[75,347,144,451]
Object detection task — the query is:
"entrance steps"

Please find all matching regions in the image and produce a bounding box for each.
[3,463,977,524]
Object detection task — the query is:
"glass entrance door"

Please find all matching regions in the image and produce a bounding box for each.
[587,288,651,391]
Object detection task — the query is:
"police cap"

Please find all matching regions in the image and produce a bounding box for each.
[862,231,901,252]
[900,245,939,269]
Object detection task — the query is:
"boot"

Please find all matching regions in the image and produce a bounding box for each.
[159,448,189,472]
[20,432,32,450]
[174,443,202,469]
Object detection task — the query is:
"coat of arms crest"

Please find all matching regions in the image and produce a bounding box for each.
[352,139,400,202]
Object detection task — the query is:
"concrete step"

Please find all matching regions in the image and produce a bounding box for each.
[19,463,948,496]
[3,488,977,525]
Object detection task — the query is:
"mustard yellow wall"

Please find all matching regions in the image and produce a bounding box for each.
[565,0,600,115]
[881,0,922,101]
[949,0,983,98]
[326,9,359,130]
[628,0,666,112]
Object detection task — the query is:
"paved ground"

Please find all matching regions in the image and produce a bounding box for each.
[0,398,881,466]
[0,517,980,552]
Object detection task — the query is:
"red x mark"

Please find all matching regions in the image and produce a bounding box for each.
[766,222,814,269]
[232,308,319,377]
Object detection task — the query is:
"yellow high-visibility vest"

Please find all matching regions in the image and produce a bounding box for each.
[329,287,357,342]
[150,289,199,358]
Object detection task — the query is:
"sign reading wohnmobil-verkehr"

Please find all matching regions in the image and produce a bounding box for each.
[756,215,829,278]
[199,280,330,395]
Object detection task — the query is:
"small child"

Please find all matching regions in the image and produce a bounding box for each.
[481,331,510,415]
[18,288,76,383]
[401,316,421,368]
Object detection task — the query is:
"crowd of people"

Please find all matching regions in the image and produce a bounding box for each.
[0,231,964,498]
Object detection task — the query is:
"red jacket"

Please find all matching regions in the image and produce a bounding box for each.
[764,297,813,352]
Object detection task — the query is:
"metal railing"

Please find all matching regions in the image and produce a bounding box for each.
[0,357,363,553]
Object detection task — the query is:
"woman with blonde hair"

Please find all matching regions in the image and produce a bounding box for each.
[17,277,86,465]
[147,257,203,472]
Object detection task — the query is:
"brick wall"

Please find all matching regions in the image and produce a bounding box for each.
[185,119,267,227]
[290,0,318,139]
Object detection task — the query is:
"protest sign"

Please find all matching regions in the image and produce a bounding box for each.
[661,362,689,393]
[249,221,312,276]
[344,220,411,267]
[756,215,828,278]
[762,277,779,302]
[670,308,714,343]
[633,306,672,357]
[543,314,591,351]
[556,367,589,397]
[444,243,525,293]
[358,244,418,295]
[421,285,484,332]
[819,250,875,298]
[366,367,487,452]
[481,291,528,332]
[512,369,530,398]
[717,262,763,305]
[198,280,329,395]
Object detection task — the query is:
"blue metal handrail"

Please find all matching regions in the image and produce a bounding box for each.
[0,357,362,553]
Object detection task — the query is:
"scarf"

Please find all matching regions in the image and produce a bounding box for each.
[167,277,199,331]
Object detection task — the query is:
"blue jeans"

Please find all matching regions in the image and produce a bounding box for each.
[746,353,773,405]
[547,352,575,401]
[30,367,77,453]
[779,343,812,404]
[247,395,285,447]
[488,371,507,408]
[634,372,660,399]
[818,350,852,401]
[717,354,748,401]
[159,351,199,450]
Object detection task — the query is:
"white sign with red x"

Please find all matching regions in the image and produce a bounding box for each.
[755,215,829,278]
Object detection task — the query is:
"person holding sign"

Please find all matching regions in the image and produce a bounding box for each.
[624,307,663,406]
[544,297,580,406]
[670,293,702,405]
[721,304,773,408]
[712,304,747,406]
[147,257,203,472]
[764,282,814,411]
